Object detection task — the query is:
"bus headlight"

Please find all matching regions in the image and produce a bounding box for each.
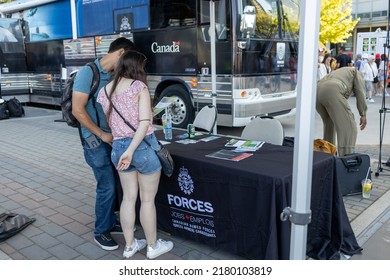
[191,78,197,88]
[234,88,260,99]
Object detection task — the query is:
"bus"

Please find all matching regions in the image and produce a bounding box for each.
[0,17,29,102]
[0,0,299,128]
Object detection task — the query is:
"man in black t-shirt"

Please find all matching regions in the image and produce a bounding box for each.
[336,46,352,68]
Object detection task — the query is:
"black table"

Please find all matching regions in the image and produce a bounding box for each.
[154,130,361,260]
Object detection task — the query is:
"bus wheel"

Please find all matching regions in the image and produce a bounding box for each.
[160,84,194,128]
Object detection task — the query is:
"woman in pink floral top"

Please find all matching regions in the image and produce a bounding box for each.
[97,50,173,259]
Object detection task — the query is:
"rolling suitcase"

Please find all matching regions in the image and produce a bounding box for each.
[335,153,371,196]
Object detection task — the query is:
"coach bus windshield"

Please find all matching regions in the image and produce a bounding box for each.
[239,0,299,40]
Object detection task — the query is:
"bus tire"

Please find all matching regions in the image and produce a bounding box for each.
[160,84,194,128]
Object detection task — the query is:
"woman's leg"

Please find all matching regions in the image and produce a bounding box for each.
[138,170,161,245]
[118,171,139,247]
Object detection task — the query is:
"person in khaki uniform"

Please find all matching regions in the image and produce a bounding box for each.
[316,67,367,156]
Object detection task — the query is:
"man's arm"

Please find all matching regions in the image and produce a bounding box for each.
[359,115,367,130]
[72,91,112,144]
[353,69,368,130]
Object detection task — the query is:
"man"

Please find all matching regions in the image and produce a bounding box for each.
[354,53,362,71]
[72,37,137,250]
[336,46,352,68]
[316,67,367,156]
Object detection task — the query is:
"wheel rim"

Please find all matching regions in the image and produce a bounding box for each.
[169,95,187,126]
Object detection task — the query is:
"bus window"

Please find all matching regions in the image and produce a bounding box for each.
[239,0,299,40]
[200,0,230,41]
[150,0,196,29]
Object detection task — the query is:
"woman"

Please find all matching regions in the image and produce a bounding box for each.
[97,50,173,259]
[318,53,334,81]
[377,54,389,96]
[317,53,327,81]
[359,53,377,103]
[323,53,335,75]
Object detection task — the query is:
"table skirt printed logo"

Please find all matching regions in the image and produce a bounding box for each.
[167,167,216,238]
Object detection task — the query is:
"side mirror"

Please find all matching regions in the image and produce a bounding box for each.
[240,6,256,35]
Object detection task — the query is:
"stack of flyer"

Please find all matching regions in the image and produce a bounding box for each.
[205,149,253,162]
[224,139,264,152]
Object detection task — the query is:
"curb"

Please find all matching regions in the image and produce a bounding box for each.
[351,189,390,242]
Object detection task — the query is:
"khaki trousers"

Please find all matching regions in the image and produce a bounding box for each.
[316,85,357,156]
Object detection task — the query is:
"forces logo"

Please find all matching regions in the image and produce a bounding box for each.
[178,166,194,195]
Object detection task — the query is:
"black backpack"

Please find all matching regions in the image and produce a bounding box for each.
[6,97,25,117]
[0,101,9,120]
[60,62,100,127]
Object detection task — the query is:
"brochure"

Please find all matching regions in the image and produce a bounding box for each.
[176,132,204,139]
[206,149,253,162]
[225,139,264,152]
[176,139,199,144]
[200,135,220,142]
[153,96,177,116]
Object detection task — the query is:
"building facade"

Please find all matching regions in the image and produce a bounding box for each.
[350,0,389,55]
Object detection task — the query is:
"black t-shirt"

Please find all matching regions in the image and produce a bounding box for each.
[336,54,351,68]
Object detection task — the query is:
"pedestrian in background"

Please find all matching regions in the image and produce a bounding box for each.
[97,50,174,259]
[359,53,377,103]
[336,46,352,68]
[376,54,389,97]
[354,53,362,70]
[317,52,327,80]
[316,67,367,157]
[374,53,381,94]
[323,53,335,75]
[72,37,137,251]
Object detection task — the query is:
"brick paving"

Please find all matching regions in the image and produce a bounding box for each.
[0,106,389,260]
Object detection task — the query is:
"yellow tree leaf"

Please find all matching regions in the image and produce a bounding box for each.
[320,0,359,44]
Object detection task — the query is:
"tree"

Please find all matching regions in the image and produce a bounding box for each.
[320,0,359,44]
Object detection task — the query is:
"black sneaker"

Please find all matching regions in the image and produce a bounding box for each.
[110,224,123,235]
[94,232,119,250]
[110,223,136,234]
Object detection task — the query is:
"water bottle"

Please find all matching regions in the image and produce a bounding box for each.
[164,110,173,140]
[161,113,167,135]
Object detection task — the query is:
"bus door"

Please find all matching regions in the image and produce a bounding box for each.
[197,0,233,125]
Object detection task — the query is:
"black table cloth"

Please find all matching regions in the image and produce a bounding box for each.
[153,130,361,259]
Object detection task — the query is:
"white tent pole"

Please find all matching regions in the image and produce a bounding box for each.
[70,0,78,40]
[209,0,218,134]
[288,0,320,259]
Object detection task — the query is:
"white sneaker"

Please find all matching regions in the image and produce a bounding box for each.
[123,239,147,258]
[368,98,375,103]
[146,239,174,259]
[375,93,382,97]
[386,93,390,97]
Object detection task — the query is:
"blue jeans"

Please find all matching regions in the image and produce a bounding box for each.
[82,138,122,236]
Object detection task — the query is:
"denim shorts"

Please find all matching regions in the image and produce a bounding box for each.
[365,80,374,91]
[111,133,162,174]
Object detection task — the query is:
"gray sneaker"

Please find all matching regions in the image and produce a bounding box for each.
[123,238,147,258]
[146,239,174,259]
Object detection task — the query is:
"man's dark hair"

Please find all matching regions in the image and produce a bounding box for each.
[108,37,136,53]
[339,46,346,52]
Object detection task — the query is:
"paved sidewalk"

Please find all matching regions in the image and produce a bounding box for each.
[0,105,389,260]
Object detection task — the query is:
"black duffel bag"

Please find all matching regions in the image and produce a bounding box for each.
[0,212,36,242]
[0,100,9,120]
